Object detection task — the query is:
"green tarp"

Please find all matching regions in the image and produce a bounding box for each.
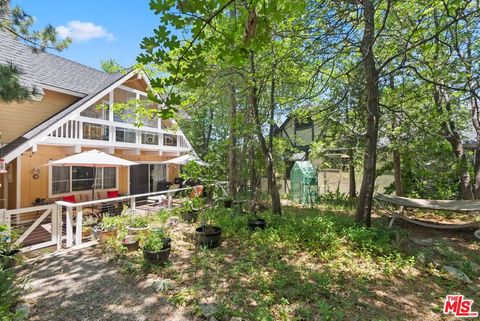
[290,161,318,205]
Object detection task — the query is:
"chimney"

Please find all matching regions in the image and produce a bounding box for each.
[0,0,10,22]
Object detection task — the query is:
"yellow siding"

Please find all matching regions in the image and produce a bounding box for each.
[0,90,79,144]
[18,145,180,208]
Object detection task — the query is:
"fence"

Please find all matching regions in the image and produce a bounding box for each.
[1,181,227,252]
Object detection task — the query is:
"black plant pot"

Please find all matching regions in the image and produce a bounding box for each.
[181,210,198,223]
[122,236,139,252]
[0,249,20,269]
[223,199,233,208]
[195,225,222,248]
[248,218,266,231]
[143,246,171,265]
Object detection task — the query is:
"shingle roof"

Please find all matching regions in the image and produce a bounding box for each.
[0,31,119,95]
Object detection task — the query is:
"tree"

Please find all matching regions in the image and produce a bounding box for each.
[100,58,126,74]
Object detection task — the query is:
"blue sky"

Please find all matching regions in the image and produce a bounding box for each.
[12,0,159,70]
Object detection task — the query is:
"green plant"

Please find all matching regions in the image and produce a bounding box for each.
[180,160,204,181]
[143,230,170,252]
[0,225,18,255]
[99,216,124,232]
[128,216,150,228]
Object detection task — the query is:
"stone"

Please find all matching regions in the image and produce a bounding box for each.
[209,318,219,321]
[167,216,180,227]
[15,303,31,320]
[409,237,439,246]
[230,317,243,321]
[470,262,480,273]
[444,266,472,284]
[200,303,218,318]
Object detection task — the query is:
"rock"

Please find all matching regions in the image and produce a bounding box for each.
[470,262,480,273]
[444,266,472,284]
[15,303,31,320]
[200,303,218,318]
[167,216,180,227]
[209,318,219,321]
[409,237,439,246]
[230,317,243,321]
[153,279,173,292]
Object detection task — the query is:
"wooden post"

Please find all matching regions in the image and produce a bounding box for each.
[130,196,136,215]
[75,206,83,246]
[56,204,63,250]
[66,206,73,248]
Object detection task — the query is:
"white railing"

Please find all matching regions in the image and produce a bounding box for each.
[47,118,191,151]
[55,186,198,249]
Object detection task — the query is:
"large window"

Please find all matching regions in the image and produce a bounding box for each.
[83,123,109,141]
[113,88,136,124]
[163,134,177,147]
[51,166,117,195]
[116,128,136,143]
[141,131,158,145]
[52,167,70,195]
[80,95,109,119]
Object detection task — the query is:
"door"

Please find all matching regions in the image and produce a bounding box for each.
[130,164,149,195]
[0,173,5,209]
[149,164,167,192]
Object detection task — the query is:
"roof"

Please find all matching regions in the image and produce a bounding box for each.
[0,31,121,96]
[0,70,131,161]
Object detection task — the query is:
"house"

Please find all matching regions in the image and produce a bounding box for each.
[0,31,194,210]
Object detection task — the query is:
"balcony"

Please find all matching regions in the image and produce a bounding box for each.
[46,119,190,151]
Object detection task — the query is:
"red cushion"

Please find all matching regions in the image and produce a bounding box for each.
[62,195,76,203]
[107,190,119,198]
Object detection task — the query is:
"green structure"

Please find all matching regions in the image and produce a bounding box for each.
[290,161,318,205]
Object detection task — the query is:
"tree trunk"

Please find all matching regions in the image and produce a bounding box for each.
[249,138,256,200]
[355,0,379,227]
[228,84,237,197]
[248,50,282,214]
[392,149,404,196]
[348,149,356,198]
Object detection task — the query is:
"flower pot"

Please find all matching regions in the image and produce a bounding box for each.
[0,249,20,269]
[82,230,92,239]
[143,246,171,265]
[180,210,198,223]
[127,226,149,235]
[248,218,266,231]
[195,225,222,248]
[223,199,233,208]
[122,236,139,252]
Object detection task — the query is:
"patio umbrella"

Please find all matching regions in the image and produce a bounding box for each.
[162,154,209,166]
[48,149,138,200]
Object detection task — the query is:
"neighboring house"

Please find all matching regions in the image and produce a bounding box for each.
[275,115,316,156]
[0,32,194,210]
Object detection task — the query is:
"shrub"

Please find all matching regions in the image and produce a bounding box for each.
[143,230,170,252]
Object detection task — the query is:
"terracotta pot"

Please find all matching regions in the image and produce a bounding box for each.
[122,236,140,252]
[98,230,116,243]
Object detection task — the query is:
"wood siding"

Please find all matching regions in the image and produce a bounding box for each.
[16,145,180,208]
[0,90,80,144]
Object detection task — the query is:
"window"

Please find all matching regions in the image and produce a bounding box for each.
[140,94,158,128]
[113,88,136,124]
[52,167,70,194]
[83,123,109,141]
[80,95,109,119]
[116,128,136,143]
[51,166,117,195]
[141,131,158,145]
[163,134,177,146]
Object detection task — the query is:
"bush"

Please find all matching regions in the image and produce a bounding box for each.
[143,230,170,252]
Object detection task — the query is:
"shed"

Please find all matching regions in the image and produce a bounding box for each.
[290,161,318,205]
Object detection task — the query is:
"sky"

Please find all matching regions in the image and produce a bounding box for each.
[12,0,160,70]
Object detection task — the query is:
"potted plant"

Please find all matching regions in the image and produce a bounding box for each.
[127,216,150,235]
[121,235,139,252]
[143,229,171,265]
[0,225,20,269]
[96,216,122,243]
[195,209,222,249]
[222,196,233,208]
[247,217,267,231]
[179,196,203,222]
[82,226,93,239]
